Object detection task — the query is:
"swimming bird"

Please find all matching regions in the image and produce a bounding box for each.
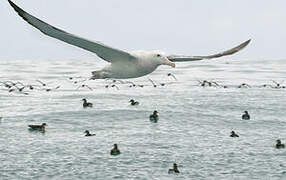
[82,98,93,108]
[168,163,180,174]
[129,99,139,106]
[110,144,120,156]
[242,111,250,120]
[84,130,96,137]
[28,123,47,131]
[8,0,251,79]
[276,139,285,149]
[230,131,239,137]
[149,110,159,123]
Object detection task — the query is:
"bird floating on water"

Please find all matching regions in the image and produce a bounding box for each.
[276,139,285,149]
[84,130,96,137]
[82,99,93,108]
[168,163,180,174]
[129,99,139,106]
[8,0,250,79]
[242,111,250,120]
[149,110,159,123]
[28,123,47,131]
[230,131,239,137]
[110,144,121,156]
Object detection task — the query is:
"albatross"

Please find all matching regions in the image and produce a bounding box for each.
[8,0,251,79]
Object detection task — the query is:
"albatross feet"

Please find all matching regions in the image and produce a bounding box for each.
[90,71,106,80]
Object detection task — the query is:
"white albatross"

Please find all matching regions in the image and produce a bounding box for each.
[8,0,251,79]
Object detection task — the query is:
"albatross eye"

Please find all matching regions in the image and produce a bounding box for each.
[156,54,161,57]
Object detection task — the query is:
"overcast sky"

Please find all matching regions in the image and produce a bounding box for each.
[1,0,286,60]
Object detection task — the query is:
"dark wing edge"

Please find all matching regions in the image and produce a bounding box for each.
[8,0,135,62]
[167,39,251,62]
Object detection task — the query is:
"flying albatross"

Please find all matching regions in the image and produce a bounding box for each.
[8,0,251,79]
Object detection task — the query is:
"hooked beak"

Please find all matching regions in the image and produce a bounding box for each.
[163,57,176,68]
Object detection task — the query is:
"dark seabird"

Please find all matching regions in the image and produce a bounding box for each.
[230,131,239,137]
[36,80,47,86]
[82,98,93,108]
[168,163,180,174]
[238,83,251,88]
[111,84,119,90]
[167,73,177,81]
[149,110,159,122]
[276,139,285,149]
[202,80,210,87]
[28,123,47,131]
[242,111,250,120]
[271,80,285,89]
[105,84,119,90]
[84,130,96,137]
[110,144,120,156]
[44,85,60,92]
[77,84,93,91]
[129,99,139,106]
[148,78,157,88]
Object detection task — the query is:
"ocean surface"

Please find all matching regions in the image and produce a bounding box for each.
[0,58,285,180]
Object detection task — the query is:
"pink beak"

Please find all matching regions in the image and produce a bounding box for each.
[163,57,176,68]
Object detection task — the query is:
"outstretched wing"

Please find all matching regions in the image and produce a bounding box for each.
[8,0,135,63]
[167,39,251,62]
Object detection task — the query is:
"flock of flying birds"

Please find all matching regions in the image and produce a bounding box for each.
[0,73,285,95]
[196,79,286,89]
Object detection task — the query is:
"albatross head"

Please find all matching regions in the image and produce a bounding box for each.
[150,51,176,68]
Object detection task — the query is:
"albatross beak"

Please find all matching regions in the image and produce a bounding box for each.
[163,57,176,68]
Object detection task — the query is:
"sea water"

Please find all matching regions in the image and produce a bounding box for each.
[0,58,285,180]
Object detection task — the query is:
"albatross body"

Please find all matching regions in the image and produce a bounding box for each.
[8,0,251,79]
[93,50,172,79]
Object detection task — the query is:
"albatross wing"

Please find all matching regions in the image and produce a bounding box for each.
[167,39,251,62]
[8,0,135,63]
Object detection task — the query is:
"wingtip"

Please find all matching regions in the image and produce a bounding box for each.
[8,0,30,23]
[245,39,251,44]
[8,0,15,8]
[240,39,251,48]
[8,0,21,13]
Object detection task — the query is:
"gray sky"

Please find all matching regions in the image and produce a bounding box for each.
[1,0,286,60]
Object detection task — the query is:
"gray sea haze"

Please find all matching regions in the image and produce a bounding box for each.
[0,58,285,180]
